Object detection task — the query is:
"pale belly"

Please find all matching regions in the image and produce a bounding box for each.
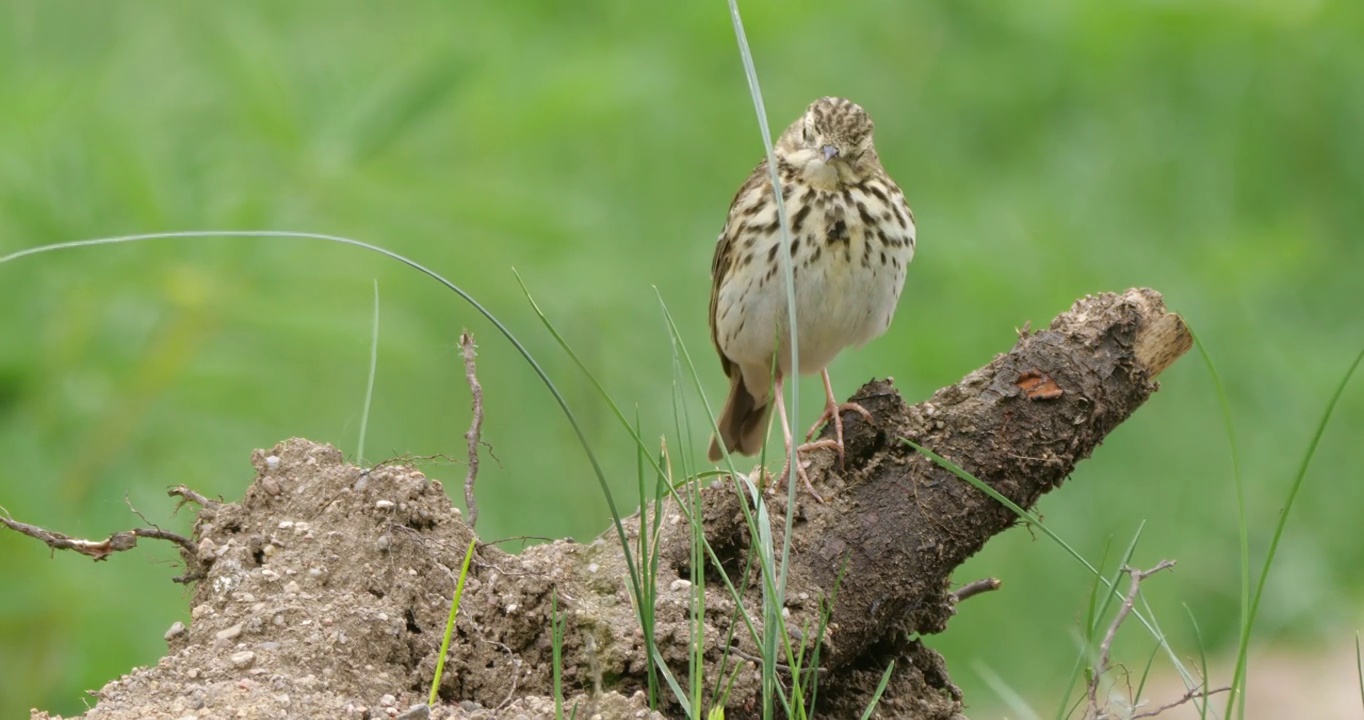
[713,186,914,389]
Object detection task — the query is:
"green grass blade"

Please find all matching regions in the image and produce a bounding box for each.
[1191,332,1252,718]
[633,409,661,706]
[428,538,478,706]
[356,279,380,465]
[1184,605,1212,719]
[1057,526,1143,719]
[650,642,694,718]
[722,9,807,712]
[856,660,896,720]
[1227,345,1363,719]
[520,279,774,701]
[1132,643,1162,719]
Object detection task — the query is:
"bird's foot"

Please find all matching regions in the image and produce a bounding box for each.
[769,439,840,503]
[804,401,874,463]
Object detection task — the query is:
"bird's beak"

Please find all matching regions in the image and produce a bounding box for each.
[822,144,839,162]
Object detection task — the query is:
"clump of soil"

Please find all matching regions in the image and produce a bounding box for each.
[31,438,662,720]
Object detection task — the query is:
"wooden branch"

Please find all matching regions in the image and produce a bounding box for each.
[9,288,1190,720]
[757,288,1191,670]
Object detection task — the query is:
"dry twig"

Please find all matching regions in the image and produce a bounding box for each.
[1131,685,1232,719]
[460,330,484,529]
[0,504,198,580]
[952,577,1002,604]
[1087,560,1176,718]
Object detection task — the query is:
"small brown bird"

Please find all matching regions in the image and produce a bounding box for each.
[707,97,916,489]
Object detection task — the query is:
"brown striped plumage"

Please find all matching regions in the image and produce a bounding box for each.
[707,97,916,479]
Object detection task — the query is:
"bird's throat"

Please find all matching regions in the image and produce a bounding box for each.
[801,161,842,192]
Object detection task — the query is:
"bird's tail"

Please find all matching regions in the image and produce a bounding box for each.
[708,372,771,462]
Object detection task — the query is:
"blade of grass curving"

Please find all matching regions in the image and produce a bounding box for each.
[1083,538,1116,646]
[723,0,801,494]
[1227,345,1363,719]
[904,439,1194,686]
[1191,332,1252,719]
[1057,633,1088,720]
[357,279,381,464]
[428,537,478,706]
[522,274,761,642]
[857,661,896,720]
[657,296,783,714]
[723,9,806,711]
[633,409,661,706]
[690,477,707,714]
[675,386,711,714]
[650,642,694,718]
[1,231,651,665]
[716,662,744,716]
[1081,526,1146,706]
[1184,606,1212,719]
[664,360,708,713]
[663,341,711,704]
[528,276,789,712]
[655,292,805,719]
[1058,530,1135,720]
[1134,590,1184,692]
[515,273,668,477]
[521,280,775,711]
[1132,643,1162,718]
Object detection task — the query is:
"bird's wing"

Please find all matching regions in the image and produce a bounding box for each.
[709,158,770,377]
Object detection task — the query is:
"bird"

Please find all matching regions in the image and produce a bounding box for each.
[706,96,916,495]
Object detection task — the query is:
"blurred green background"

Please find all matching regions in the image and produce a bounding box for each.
[1,1,1361,717]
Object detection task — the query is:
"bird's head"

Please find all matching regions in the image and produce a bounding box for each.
[776,97,878,189]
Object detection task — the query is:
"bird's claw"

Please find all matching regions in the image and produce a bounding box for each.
[773,450,827,504]
[804,401,874,464]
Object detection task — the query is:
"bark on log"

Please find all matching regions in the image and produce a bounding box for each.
[22,288,1190,720]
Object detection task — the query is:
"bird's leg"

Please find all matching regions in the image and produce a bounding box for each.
[803,369,874,463]
[771,377,827,503]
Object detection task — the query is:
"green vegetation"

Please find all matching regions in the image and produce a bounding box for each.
[1,1,1361,717]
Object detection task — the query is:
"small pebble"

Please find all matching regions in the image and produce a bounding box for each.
[165,622,186,641]
[229,651,255,668]
[215,623,243,641]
